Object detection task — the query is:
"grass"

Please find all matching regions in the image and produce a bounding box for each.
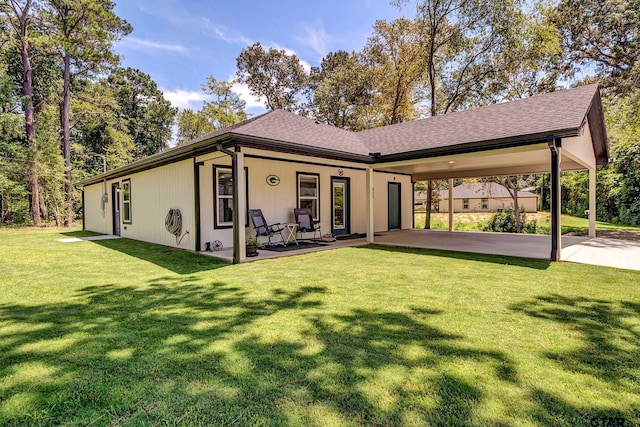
[414,212,640,234]
[1,227,639,426]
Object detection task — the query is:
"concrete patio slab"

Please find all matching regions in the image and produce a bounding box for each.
[373,229,586,260]
[59,235,121,243]
[199,229,639,271]
[562,237,640,271]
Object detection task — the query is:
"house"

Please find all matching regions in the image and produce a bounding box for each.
[77,84,608,262]
[414,182,539,213]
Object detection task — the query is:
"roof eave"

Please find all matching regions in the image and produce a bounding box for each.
[76,134,234,186]
[374,128,581,164]
[232,133,373,163]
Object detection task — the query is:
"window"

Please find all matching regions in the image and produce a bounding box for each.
[213,166,249,229]
[122,179,131,223]
[215,168,233,227]
[481,198,489,209]
[462,198,469,210]
[297,173,319,220]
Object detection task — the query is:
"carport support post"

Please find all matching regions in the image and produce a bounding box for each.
[448,178,454,232]
[589,167,596,238]
[366,167,375,243]
[549,137,562,261]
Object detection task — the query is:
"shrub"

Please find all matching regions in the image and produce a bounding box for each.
[483,207,536,233]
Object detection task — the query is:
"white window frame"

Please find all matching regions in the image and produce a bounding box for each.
[216,167,233,227]
[122,179,131,223]
[297,173,320,221]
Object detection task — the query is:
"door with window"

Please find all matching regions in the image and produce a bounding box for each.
[331,177,350,236]
[388,182,401,230]
[111,183,120,236]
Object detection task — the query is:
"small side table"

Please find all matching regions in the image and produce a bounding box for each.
[283,223,299,246]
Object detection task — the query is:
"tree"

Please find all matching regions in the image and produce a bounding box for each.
[236,42,308,111]
[1,0,42,224]
[175,76,246,145]
[364,18,423,125]
[106,67,176,158]
[394,0,521,115]
[176,109,214,144]
[310,50,375,130]
[491,1,563,100]
[201,76,247,129]
[42,0,131,226]
[552,0,640,96]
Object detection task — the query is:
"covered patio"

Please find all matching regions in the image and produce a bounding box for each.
[362,84,609,262]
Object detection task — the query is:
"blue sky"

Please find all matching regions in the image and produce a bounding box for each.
[113,0,406,116]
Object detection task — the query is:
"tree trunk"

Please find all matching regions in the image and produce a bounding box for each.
[16,1,41,226]
[61,53,73,227]
[507,176,522,233]
[424,180,432,229]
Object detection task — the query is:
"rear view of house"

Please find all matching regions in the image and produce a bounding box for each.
[78,84,608,262]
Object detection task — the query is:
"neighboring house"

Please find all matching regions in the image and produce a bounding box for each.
[77,84,608,262]
[415,182,539,213]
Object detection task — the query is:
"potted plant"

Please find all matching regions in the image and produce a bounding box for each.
[246,236,263,257]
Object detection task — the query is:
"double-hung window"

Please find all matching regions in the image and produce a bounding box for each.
[481,198,489,209]
[297,173,319,220]
[122,179,131,223]
[214,166,249,228]
[462,198,469,210]
[216,168,233,227]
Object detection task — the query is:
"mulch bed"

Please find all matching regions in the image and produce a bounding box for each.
[565,230,640,241]
[260,241,328,252]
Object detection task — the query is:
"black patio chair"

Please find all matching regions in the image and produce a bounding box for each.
[248,209,286,246]
[294,208,321,241]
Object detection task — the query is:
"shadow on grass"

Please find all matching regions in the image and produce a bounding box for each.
[88,238,228,274]
[0,281,516,425]
[362,244,552,270]
[510,294,640,386]
[59,230,105,238]
[510,294,640,425]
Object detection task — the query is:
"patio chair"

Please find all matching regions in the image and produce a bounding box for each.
[294,208,321,241]
[248,209,286,246]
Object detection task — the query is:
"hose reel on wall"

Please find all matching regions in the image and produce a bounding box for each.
[165,208,189,245]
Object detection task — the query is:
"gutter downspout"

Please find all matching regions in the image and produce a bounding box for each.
[548,137,562,261]
[217,143,241,264]
[194,157,203,252]
[74,185,85,230]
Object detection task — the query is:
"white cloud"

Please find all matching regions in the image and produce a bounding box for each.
[122,37,188,53]
[231,81,266,109]
[161,88,208,109]
[295,25,336,57]
[212,25,253,46]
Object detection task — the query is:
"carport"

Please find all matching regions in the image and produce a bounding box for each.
[363,84,609,261]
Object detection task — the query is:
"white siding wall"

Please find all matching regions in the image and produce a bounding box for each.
[85,149,414,253]
[198,149,414,250]
[84,181,111,234]
[83,159,196,250]
[373,172,414,231]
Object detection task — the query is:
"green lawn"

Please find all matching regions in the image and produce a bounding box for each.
[414,212,640,234]
[1,228,639,426]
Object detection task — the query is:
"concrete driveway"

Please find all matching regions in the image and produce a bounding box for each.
[562,237,640,271]
[374,230,640,271]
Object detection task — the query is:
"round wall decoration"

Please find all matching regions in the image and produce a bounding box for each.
[266,175,280,186]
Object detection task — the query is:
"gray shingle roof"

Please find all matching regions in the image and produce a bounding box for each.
[230,109,371,156]
[77,84,606,186]
[428,182,538,200]
[360,84,600,156]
